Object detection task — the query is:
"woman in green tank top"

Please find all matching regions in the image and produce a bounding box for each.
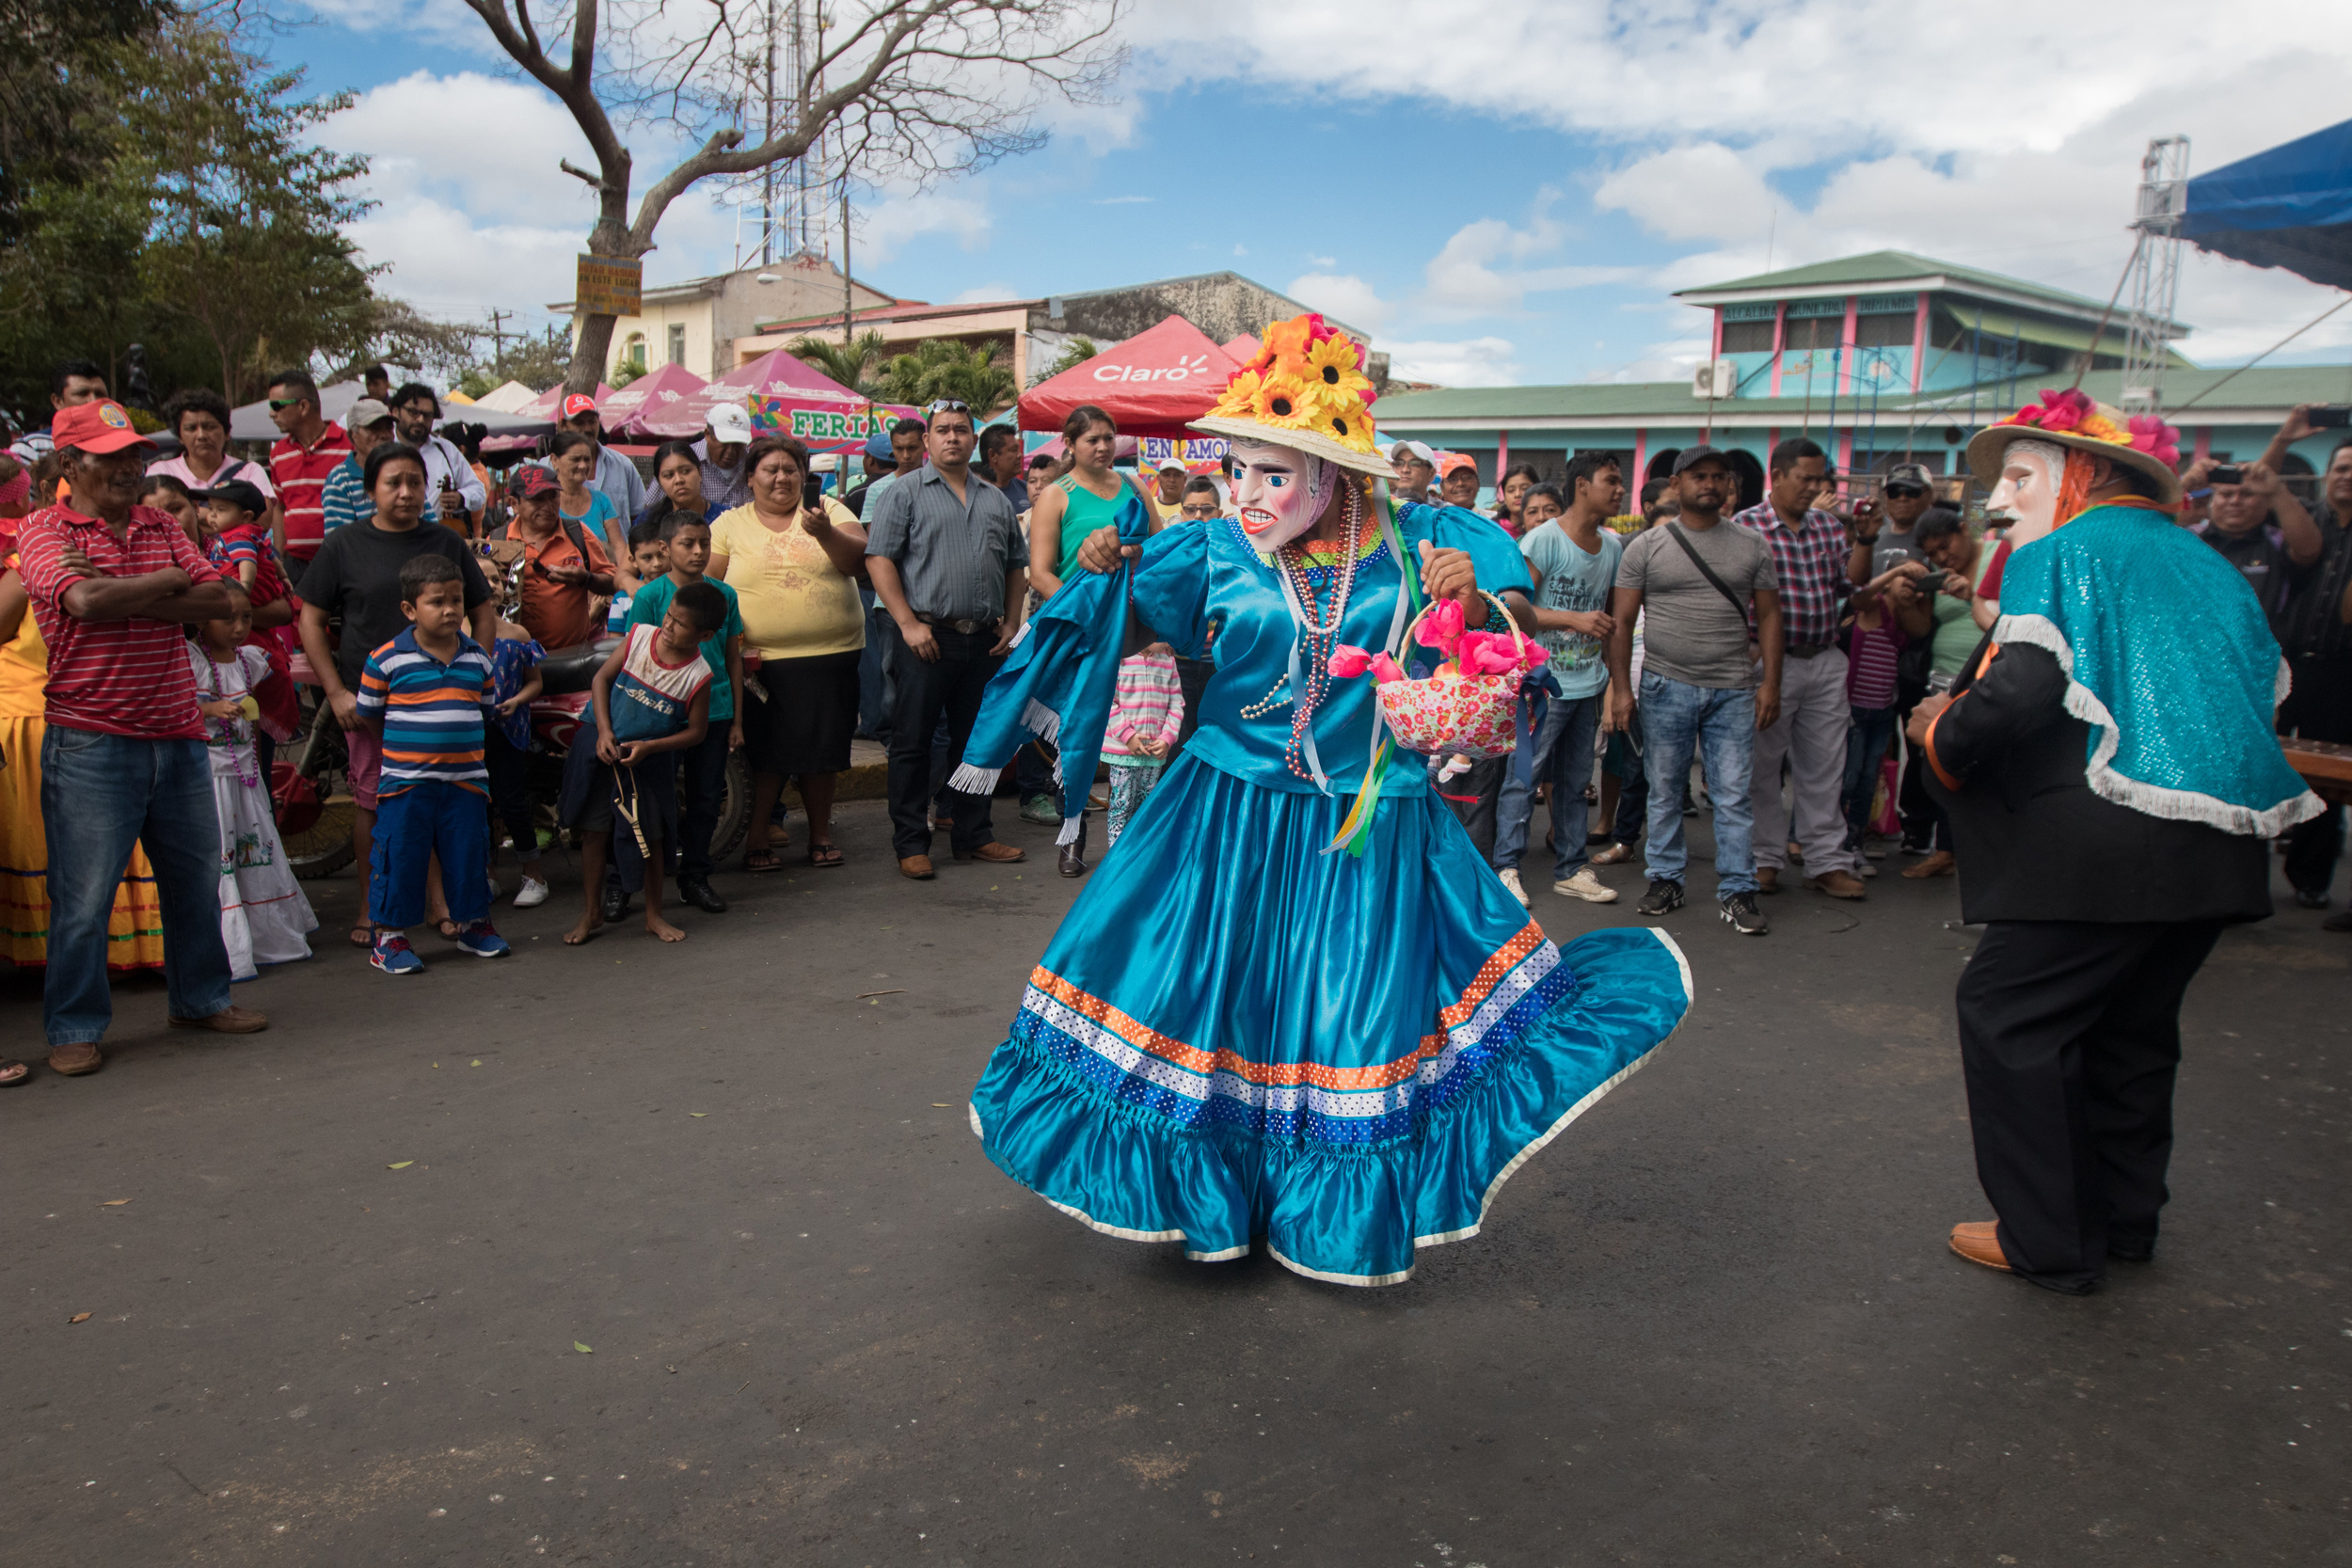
[1028,404,1153,600]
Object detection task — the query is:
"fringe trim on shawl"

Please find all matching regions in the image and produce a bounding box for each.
[1022,698,1062,744]
[1057,815,1084,847]
[1993,612,2324,837]
[946,764,1002,795]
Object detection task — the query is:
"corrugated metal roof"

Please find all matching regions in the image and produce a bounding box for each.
[1674,249,2123,315]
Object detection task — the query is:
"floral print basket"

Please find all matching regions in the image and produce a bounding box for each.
[1375,592,1533,761]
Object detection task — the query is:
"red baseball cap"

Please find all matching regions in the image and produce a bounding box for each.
[506,465,560,500]
[51,400,155,456]
[561,394,600,421]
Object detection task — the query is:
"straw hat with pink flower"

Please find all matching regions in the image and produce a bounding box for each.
[1965,388,2184,508]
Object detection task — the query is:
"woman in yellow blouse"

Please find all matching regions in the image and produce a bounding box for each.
[0,555,168,1084]
[709,436,867,870]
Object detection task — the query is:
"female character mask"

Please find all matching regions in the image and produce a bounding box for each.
[1229,439,1340,551]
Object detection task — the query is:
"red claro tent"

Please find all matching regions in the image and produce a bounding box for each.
[1019,315,1241,438]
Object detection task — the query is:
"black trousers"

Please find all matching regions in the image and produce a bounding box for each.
[1955,918,2224,1293]
[887,626,1003,859]
[2280,654,2352,896]
[675,721,733,878]
[1437,753,1510,863]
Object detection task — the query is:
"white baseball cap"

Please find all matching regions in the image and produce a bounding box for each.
[706,404,755,444]
[1390,439,1437,467]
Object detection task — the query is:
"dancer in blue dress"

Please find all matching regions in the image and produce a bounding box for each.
[952,317,1692,1284]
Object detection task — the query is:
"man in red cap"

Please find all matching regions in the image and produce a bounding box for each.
[16,401,266,1075]
[555,393,646,522]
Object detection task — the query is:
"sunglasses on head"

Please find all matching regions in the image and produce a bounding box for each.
[925,399,971,415]
[267,396,306,411]
[1883,483,1927,499]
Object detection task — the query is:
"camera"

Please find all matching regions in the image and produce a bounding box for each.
[2208,464,2244,485]
[2309,406,2351,429]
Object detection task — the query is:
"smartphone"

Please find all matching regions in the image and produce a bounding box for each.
[2309,406,2352,429]
[2209,464,2245,485]
[1915,567,1950,593]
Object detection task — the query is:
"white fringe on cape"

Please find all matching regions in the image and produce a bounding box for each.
[1992,612,2324,838]
[946,694,1088,845]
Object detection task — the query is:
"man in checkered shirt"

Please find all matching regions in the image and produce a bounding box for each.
[1733,437,1869,900]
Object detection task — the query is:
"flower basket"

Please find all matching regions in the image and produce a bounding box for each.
[1374,592,1533,760]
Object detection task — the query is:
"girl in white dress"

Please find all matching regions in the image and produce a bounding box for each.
[189,604,317,978]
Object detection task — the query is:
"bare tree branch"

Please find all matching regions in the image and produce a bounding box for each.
[458,0,1128,390]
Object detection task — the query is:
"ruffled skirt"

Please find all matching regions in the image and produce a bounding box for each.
[970,753,1691,1286]
[210,764,316,980]
[0,714,167,970]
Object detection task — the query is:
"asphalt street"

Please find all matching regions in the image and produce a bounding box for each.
[4,799,2346,1566]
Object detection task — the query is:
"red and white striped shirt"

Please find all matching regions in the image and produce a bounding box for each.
[17,503,225,739]
[269,422,350,563]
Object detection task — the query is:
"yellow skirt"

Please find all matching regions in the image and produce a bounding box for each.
[0,714,167,970]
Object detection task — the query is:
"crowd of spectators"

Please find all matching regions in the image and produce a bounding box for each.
[0,358,2343,1086]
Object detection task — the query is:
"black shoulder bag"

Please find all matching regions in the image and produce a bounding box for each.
[1661,521,1751,619]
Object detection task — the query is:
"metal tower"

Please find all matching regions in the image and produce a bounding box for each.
[2121,135,2190,415]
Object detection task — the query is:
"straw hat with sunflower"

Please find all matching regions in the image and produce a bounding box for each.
[1192,313,1390,475]
[1965,388,2183,507]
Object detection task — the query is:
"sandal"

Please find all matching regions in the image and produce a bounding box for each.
[0,1059,27,1085]
[436,918,462,940]
[742,848,784,874]
[350,922,373,947]
[806,842,844,868]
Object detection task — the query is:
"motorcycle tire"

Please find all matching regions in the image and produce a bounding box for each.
[278,693,358,881]
[708,750,753,863]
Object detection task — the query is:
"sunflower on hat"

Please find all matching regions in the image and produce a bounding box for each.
[1965,387,2185,509]
[1196,312,1388,473]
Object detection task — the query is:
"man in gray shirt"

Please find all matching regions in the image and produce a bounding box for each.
[1851,460,1935,582]
[1607,446,1783,934]
[865,401,1030,878]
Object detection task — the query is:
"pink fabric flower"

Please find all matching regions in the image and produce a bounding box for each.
[2127,415,2180,467]
[2018,388,2092,434]
[1453,632,1520,676]
[1327,644,1373,679]
[1368,653,1406,684]
[1414,598,1465,655]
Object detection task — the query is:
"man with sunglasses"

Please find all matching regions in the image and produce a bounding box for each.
[1850,461,1935,585]
[265,369,351,567]
[864,398,1030,878]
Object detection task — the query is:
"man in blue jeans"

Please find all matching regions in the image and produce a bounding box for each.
[16,400,267,1075]
[1604,447,1784,935]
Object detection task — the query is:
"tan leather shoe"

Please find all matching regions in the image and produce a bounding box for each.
[47,1042,103,1076]
[1902,850,1957,879]
[1805,869,1867,899]
[169,1005,268,1034]
[1948,1221,2012,1272]
[955,841,1026,864]
[1755,866,1781,894]
[898,854,936,880]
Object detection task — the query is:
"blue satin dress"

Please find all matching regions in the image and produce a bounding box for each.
[970,503,1692,1285]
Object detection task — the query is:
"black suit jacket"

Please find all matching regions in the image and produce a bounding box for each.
[1923,636,2271,925]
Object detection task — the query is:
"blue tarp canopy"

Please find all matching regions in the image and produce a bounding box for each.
[2181,118,2352,293]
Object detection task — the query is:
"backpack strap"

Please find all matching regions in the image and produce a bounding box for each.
[1661,521,1751,619]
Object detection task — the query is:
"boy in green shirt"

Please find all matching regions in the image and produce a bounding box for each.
[628,515,746,912]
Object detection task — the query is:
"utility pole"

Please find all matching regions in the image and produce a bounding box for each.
[760,0,777,265]
[486,309,511,378]
[841,182,853,348]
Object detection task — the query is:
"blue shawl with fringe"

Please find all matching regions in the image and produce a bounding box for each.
[947,490,1154,846]
[1991,502,2321,837]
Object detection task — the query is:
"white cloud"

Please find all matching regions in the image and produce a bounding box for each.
[854,191,993,263]
[1090,195,1154,205]
[1382,338,1521,388]
[952,283,1022,303]
[1286,273,1394,335]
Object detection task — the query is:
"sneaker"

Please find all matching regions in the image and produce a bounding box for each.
[371,931,424,975]
[1634,879,1684,917]
[453,920,511,958]
[1497,867,1531,908]
[1862,838,1888,862]
[2293,887,2331,911]
[1858,860,1880,879]
[1900,838,1933,857]
[513,875,550,909]
[485,874,502,901]
[1019,794,1062,827]
[1555,868,1619,904]
[1719,891,1769,935]
[1590,841,1637,866]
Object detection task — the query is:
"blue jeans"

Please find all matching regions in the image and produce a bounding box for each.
[371,780,490,931]
[40,726,232,1045]
[1639,672,1757,895]
[1841,704,1899,840]
[1493,691,1602,879]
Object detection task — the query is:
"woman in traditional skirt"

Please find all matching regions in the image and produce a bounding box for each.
[0,554,168,1084]
[953,317,1692,1284]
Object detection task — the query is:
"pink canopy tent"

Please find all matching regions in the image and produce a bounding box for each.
[648,348,910,450]
[597,362,708,439]
[510,380,615,423]
[1221,333,1263,364]
[1019,315,1242,439]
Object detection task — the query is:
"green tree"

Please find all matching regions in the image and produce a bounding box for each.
[789,331,888,398]
[874,338,1018,415]
[1031,335,1099,387]
[130,24,378,400]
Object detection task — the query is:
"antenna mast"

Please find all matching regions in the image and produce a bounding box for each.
[2121,135,2190,416]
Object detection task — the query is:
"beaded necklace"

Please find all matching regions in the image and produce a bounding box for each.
[1237,483,1367,785]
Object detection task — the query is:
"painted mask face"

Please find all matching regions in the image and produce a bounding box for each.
[1988,438,2066,551]
[1229,439,1339,550]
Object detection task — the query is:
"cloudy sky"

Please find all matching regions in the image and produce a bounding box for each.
[278,0,2352,388]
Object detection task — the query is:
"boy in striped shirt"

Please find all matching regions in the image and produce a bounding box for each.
[355,555,512,973]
